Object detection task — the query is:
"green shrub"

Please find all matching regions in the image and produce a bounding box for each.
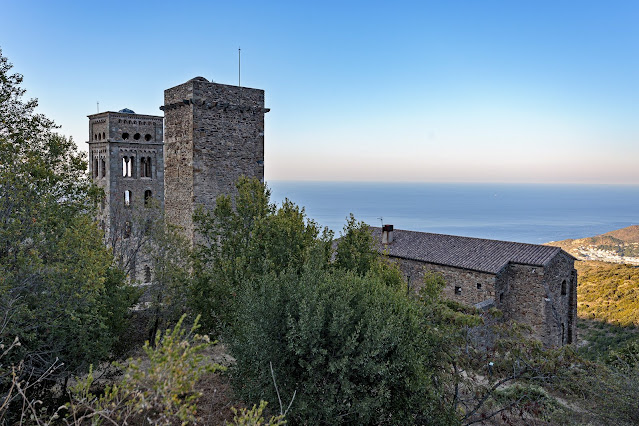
[229,262,454,425]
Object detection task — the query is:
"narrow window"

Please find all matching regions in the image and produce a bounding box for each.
[144,266,152,282]
[101,158,106,178]
[476,283,482,290]
[94,133,97,140]
[454,286,462,295]
[499,293,504,303]
[140,157,147,177]
[561,280,567,296]
[145,156,152,178]
[124,221,131,239]
[561,323,565,344]
[102,132,106,140]
[124,190,131,207]
[122,157,132,177]
[93,158,99,178]
[144,190,152,206]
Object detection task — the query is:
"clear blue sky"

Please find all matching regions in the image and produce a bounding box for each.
[2,0,638,183]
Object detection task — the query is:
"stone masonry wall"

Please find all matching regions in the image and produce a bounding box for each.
[542,252,577,346]
[389,257,497,306]
[496,263,547,343]
[163,82,195,242]
[163,78,266,243]
[495,256,575,348]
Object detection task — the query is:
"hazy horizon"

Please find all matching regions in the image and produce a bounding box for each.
[1,1,637,184]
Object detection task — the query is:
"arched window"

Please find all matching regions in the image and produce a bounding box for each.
[140,157,147,177]
[140,157,152,178]
[100,158,106,178]
[122,157,132,177]
[102,132,106,140]
[144,190,152,206]
[124,190,131,207]
[93,158,99,178]
[561,280,567,296]
[144,266,152,282]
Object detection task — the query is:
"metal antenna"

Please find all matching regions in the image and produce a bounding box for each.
[238,47,241,87]
[378,217,384,227]
[97,101,99,113]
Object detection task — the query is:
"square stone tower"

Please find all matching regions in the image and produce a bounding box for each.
[161,77,268,243]
[87,109,164,281]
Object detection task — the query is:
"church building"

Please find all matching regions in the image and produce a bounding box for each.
[373,225,577,348]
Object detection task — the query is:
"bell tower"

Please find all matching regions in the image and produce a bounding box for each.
[87,108,164,281]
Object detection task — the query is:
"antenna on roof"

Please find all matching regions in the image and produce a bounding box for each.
[238,47,241,88]
[97,101,100,113]
[378,217,384,227]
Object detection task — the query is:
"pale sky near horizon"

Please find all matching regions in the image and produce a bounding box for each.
[1,1,638,184]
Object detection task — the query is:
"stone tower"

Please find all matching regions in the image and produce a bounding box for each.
[161,77,268,242]
[87,109,164,281]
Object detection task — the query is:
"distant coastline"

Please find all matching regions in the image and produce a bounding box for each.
[268,181,639,245]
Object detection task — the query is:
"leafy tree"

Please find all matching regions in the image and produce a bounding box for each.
[144,220,193,343]
[191,176,332,333]
[334,213,377,275]
[0,48,135,411]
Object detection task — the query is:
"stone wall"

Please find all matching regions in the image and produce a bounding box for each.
[496,263,547,343]
[389,257,496,306]
[495,254,576,347]
[163,78,267,243]
[542,252,577,345]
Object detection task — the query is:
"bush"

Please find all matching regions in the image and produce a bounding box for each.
[68,315,222,425]
[230,261,454,425]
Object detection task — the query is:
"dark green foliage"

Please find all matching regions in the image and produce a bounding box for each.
[0,48,136,410]
[334,214,377,276]
[230,262,455,425]
[191,176,332,333]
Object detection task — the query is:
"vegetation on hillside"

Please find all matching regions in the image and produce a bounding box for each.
[577,261,639,326]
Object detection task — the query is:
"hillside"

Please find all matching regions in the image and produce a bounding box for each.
[577,261,639,327]
[547,225,639,264]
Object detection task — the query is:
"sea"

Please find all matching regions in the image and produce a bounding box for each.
[268,182,639,245]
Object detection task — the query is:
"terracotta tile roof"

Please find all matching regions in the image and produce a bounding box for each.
[371,227,566,274]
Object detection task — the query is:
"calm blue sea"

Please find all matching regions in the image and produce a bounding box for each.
[268,182,639,244]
